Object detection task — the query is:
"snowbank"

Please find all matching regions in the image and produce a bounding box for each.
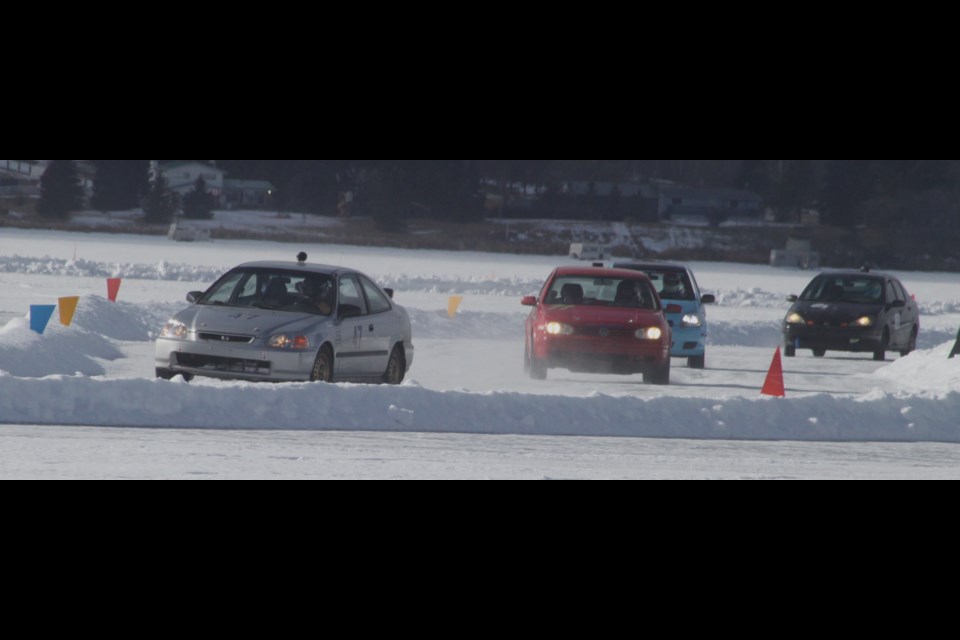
[1,374,959,442]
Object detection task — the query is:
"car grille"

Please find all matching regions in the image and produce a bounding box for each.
[198,332,255,344]
[575,326,636,339]
[176,353,271,375]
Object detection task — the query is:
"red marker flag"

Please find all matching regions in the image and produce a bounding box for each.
[107,278,122,302]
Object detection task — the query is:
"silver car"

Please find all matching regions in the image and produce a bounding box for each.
[155,255,414,384]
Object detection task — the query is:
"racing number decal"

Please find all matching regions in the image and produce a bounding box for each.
[353,325,363,348]
[894,312,902,331]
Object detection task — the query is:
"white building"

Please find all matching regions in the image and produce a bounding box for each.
[154,161,225,206]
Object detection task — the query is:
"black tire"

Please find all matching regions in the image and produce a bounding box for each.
[383,346,405,385]
[900,328,918,357]
[310,345,334,382]
[813,349,826,358]
[528,351,547,380]
[644,361,670,385]
[156,368,192,382]
[874,330,889,361]
[784,345,796,357]
[688,355,705,369]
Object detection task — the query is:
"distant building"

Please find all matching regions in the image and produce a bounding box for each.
[154,161,225,206]
[0,159,96,201]
[657,186,763,222]
[223,179,275,209]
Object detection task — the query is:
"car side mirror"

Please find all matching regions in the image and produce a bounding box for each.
[383,288,394,299]
[888,299,906,309]
[787,295,798,303]
[521,296,537,307]
[187,291,203,304]
[700,294,715,304]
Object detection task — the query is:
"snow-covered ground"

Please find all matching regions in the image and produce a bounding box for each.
[3,222,960,478]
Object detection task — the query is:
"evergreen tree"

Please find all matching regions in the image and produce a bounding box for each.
[822,160,877,227]
[182,176,215,219]
[37,160,84,219]
[143,171,178,224]
[92,160,150,211]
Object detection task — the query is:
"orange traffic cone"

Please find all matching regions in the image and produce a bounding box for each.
[761,347,786,397]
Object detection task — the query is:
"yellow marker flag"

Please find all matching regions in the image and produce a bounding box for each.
[447,295,464,319]
[59,296,80,326]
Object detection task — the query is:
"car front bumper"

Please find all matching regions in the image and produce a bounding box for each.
[155,337,316,382]
[533,332,670,372]
[782,324,884,352]
[669,325,707,357]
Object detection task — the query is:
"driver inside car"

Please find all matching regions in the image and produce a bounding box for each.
[299,276,335,316]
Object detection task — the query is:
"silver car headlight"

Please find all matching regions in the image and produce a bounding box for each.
[160,320,188,339]
[268,334,311,349]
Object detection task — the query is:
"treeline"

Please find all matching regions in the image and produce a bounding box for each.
[33,160,960,256]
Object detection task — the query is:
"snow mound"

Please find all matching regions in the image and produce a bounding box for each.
[873,341,960,394]
[0,316,122,377]
[1,374,959,442]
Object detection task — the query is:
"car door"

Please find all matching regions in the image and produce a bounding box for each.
[885,279,909,348]
[358,275,398,374]
[334,274,370,376]
[892,279,917,347]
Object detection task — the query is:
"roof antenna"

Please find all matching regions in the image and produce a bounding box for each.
[297,252,308,264]
[860,263,871,273]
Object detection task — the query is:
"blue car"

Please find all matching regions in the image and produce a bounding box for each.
[613,262,715,368]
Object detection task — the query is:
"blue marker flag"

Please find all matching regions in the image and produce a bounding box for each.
[30,305,57,335]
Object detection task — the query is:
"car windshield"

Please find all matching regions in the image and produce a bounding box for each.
[546,276,658,310]
[800,275,885,305]
[199,268,336,316]
[639,269,696,301]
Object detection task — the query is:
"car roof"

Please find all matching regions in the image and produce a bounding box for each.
[815,269,894,279]
[613,261,690,272]
[554,266,653,281]
[236,261,356,276]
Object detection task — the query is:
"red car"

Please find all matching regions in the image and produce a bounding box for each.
[522,267,672,384]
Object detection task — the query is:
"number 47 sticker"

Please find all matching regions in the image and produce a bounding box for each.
[353,325,363,347]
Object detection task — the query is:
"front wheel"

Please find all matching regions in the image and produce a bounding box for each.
[900,328,918,357]
[644,361,670,385]
[311,346,334,382]
[874,330,890,361]
[383,346,405,385]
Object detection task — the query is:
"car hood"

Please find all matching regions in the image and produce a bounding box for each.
[174,305,326,337]
[790,300,883,322]
[544,305,664,326]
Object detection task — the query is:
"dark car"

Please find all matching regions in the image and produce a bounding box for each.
[522,267,672,384]
[782,269,919,360]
